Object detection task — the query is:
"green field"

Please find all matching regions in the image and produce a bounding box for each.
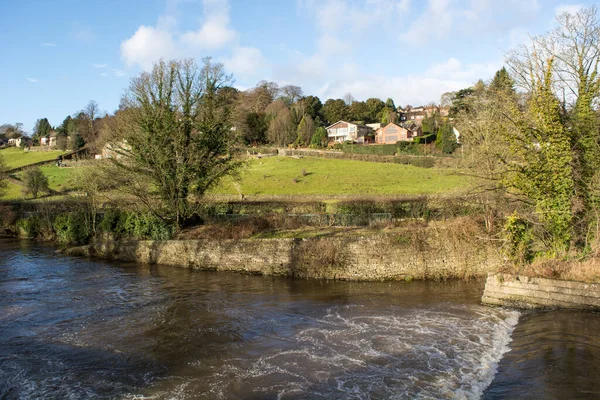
[0,147,65,169]
[1,156,467,200]
[212,156,466,196]
[1,166,79,200]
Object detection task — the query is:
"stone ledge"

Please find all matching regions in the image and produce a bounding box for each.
[482,273,600,310]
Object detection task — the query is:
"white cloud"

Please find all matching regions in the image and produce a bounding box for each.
[121,25,177,70]
[121,0,237,70]
[223,46,266,76]
[113,69,126,77]
[555,4,583,17]
[93,63,108,68]
[400,0,540,45]
[41,42,56,47]
[25,77,39,83]
[100,72,108,77]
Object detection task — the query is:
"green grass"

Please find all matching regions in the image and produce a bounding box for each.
[0,182,23,200]
[212,156,467,196]
[1,165,79,200]
[0,147,65,169]
[36,165,76,191]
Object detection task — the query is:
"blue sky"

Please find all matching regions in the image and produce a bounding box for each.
[0,0,594,133]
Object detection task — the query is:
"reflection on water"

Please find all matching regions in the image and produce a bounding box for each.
[0,239,598,399]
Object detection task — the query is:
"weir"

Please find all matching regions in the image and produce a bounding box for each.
[482,273,600,310]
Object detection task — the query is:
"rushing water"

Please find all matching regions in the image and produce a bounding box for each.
[0,240,598,399]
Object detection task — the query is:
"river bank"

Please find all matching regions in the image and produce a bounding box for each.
[63,219,503,281]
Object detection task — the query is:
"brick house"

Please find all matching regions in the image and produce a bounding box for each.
[375,122,423,144]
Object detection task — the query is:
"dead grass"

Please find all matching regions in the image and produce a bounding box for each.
[512,258,600,283]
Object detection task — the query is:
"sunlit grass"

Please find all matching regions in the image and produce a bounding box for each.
[0,147,65,169]
[212,156,467,196]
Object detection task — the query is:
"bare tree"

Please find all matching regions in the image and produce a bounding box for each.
[343,92,355,106]
[280,85,303,104]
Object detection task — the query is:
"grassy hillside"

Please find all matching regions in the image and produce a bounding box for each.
[1,156,467,200]
[1,165,78,200]
[212,156,466,196]
[1,147,65,169]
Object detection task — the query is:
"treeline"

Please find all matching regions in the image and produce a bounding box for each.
[231,82,400,147]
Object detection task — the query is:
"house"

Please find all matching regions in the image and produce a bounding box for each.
[7,137,22,147]
[375,122,423,144]
[40,131,58,147]
[95,140,129,159]
[326,121,373,143]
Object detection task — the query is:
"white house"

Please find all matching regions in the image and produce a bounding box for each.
[326,121,372,143]
[7,137,21,147]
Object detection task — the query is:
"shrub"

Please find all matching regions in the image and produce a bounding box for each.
[53,212,91,244]
[504,212,534,265]
[22,167,50,198]
[99,209,121,234]
[16,218,38,239]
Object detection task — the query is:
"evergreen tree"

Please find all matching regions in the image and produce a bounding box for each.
[385,98,396,110]
[490,67,515,93]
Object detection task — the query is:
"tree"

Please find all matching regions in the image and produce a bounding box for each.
[365,98,385,122]
[321,99,348,125]
[266,99,295,146]
[310,126,328,148]
[490,67,515,94]
[81,100,103,149]
[301,95,323,120]
[32,118,52,142]
[506,59,574,254]
[440,92,456,107]
[508,5,600,249]
[280,85,303,105]
[102,58,242,227]
[1,123,24,140]
[348,101,369,122]
[448,88,475,117]
[385,98,396,110]
[295,114,315,147]
[435,122,457,154]
[243,112,268,145]
[343,93,355,106]
[22,167,50,199]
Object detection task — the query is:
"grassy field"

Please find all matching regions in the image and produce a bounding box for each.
[1,156,467,200]
[212,156,467,196]
[1,165,79,200]
[0,147,65,169]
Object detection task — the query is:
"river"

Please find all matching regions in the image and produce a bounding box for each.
[0,239,599,399]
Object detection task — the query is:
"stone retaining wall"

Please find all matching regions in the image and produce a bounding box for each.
[65,228,502,281]
[482,273,600,309]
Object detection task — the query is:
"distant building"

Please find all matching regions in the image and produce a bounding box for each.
[375,122,423,144]
[326,121,372,143]
[7,137,22,147]
[40,131,58,147]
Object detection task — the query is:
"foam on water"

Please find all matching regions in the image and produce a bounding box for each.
[134,304,519,400]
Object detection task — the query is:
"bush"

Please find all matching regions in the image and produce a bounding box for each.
[16,218,39,239]
[22,167,50,198]
[99,210,173,240]
[504,212,534,265]
[413,134,437,144]
[53,212,91,244]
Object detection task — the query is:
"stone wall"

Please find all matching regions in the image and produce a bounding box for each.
[482,273,600,309]
[66,226,503,281]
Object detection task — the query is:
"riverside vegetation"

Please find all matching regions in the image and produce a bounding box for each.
[1,6,600,283]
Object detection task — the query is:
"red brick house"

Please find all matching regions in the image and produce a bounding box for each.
[375,122,422,144]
